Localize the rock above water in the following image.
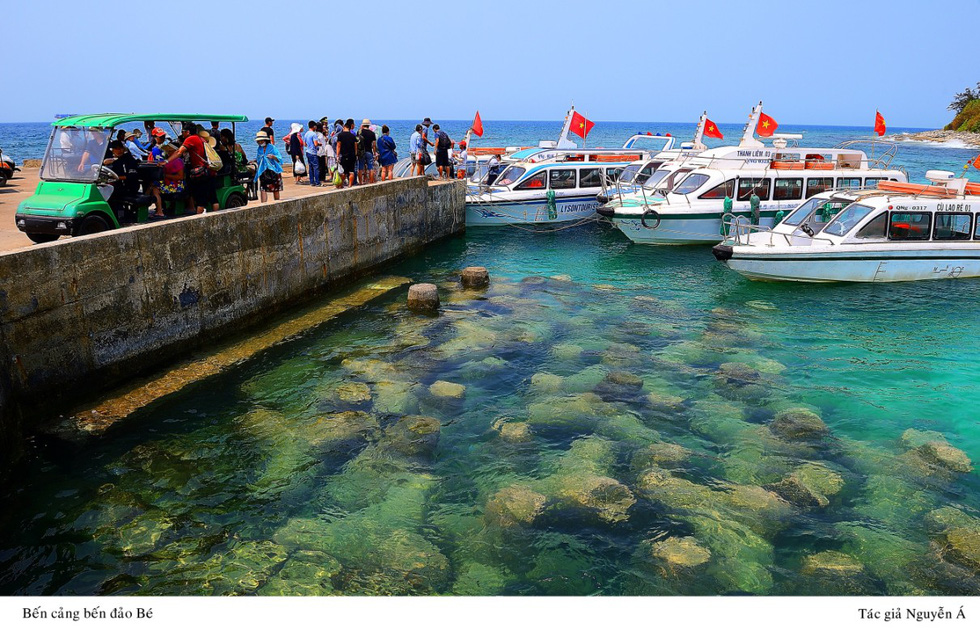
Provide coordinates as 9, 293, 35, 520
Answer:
461, 267, 490, 289
485, 485, 547, 528
407, 283, 440, 312
650, 536, 711, 568
429, 380, 466, 398
802, 551, 864, 575
770, 408, 829, 441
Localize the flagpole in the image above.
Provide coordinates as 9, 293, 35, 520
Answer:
584, 111, 588, 150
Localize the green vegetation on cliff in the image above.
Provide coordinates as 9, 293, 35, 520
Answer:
946, 82, 980, 132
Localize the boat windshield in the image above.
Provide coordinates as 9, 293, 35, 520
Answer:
822, 203, 875, 237
780, 197, 826, 226
495, 165, 526, 187
673, 173, 710, 195
642, 168, 674, 190
41, 127, 113, 183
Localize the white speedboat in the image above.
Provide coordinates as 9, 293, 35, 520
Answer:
598, 102, 909, 245
712, 171, 980, 282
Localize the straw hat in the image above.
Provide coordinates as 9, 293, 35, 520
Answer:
125, 131, 138, 140
161, 143, 178, 156
255, 131, 271, 143
197, 130, 216, 148
362, 118, 372, 127
290, 122, 304, 134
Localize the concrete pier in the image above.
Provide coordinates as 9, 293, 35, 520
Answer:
0, 177, 464, 472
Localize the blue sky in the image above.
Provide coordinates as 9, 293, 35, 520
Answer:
2, 0, 977, 126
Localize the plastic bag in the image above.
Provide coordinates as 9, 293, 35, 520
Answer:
293, 158, 306, 176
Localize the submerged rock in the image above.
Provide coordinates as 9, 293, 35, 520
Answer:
484, 485, 547, 528
802, 551, 864, 575
650, 536, 711, 569
259, 550, 342, 596
769, 408, 829, 441
335, 382, 372, 404
943, 528, 980, 571
555, 474, 636, 523
306, 411, 380, 450
631, 442, 691, 471
900, 428, 948, 450
918, 441, 973, 474
552, 343, 584, 360
492, 418, 533, 443
765, 463, 844, 508
382, 415, 441, 457
452, 562, 513, 595
429, 380, 466, 398
530, 372, 564, 393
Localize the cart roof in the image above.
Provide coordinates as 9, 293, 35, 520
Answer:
52, 113, 248, 128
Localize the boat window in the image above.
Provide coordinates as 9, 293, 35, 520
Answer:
806, 177, 834, 198
579, 168, 603, 188
699, 179, 735, 200
774, 178, 803, 201
933, 213, 972, 240
823, 203, 875, 236
41, 127, 113, 183
673, 173, 710, 195
605, 168, 623, 182
550, 169, 577, 189
837, 177, 862, 190
642, 168, 673, 190
888, 212, 931, 241
854, 212, 888, 239
780, 197, 824, 226
975, 214, 980, 240
864, 177, 888, 188
515, 171, 547, 190
737, 178, 771, 201
495, 166, 526, 187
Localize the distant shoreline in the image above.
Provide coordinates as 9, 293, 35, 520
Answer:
890, 129, 980, 148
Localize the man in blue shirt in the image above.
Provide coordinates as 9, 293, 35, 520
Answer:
410, 124, 424, 176
303, 120, 321, 186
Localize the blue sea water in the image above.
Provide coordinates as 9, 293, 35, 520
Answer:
2, 119, 978, 184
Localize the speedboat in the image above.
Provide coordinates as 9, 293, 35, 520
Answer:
712, 170, 980, 282
465, 108, 668, 226
598, 102, 909, 245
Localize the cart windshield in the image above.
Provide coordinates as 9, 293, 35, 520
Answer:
41, 127, 113, 182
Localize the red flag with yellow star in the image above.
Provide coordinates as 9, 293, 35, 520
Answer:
973, 153, 980, 170
704, 117, 723, 139
874, 110, 886, 136
756, 112, 778, 137
570, 111, 595, 139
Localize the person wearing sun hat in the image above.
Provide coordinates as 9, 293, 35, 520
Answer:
124, 130, 146, 160
254, 131, 283, 203
357, 118, 378, 184
287, 122, 306, 184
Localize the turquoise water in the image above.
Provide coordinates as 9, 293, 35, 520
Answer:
1, 224, 979, 596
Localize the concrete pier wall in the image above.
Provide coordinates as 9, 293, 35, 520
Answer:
0, 178, 464, 468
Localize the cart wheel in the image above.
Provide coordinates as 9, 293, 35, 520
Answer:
225, 192, 247, 209
0, 172, 7, 187
78, 215, 111, 235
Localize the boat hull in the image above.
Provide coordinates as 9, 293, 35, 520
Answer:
718, 248, 980, 282
610, 215, 777, 245
465, 196, 600, 226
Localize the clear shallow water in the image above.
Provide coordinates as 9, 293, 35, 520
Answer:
1, 225, 979, 596
2, 119, 978, 184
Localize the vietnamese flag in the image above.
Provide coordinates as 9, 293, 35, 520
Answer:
972, 153, 980, 170
874, 110, 886, 137
704, 117, 723, 139
570, 111, 595, 139
756, 112, 778, 137
471, 111, 484, 137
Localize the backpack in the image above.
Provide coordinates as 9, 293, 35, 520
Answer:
437, 131, 451, 150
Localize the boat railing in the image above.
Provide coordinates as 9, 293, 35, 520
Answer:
721, 213, 836, 247
834, 139, 899, 170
